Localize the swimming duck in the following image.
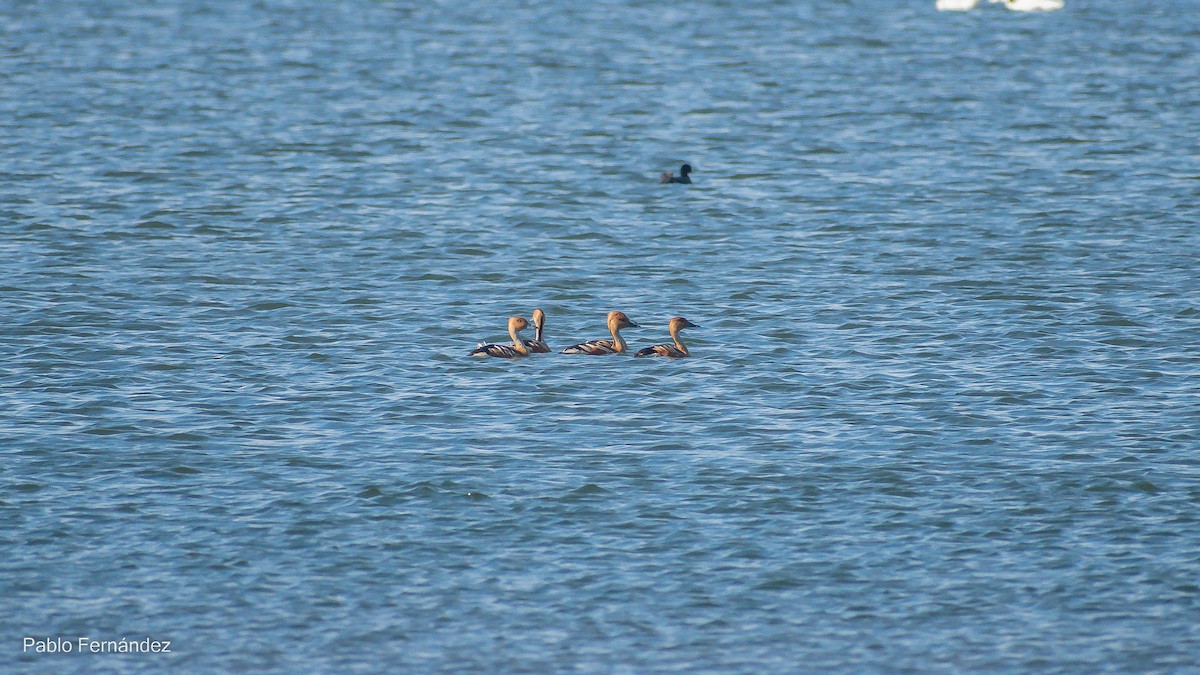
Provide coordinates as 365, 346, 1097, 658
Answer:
523, 308, 551, 353
561, 311, 640, 355
469, 316, 532, 358
659, 164, 693, 184
635, 317, 699, 358
1003, 0, 1063, 10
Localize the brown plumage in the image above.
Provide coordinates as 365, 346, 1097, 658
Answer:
635, 317, 699, 358
523, 308, 551, 354
561, 311, 640, 355
469, 317, 532, 358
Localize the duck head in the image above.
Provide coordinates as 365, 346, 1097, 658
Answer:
608, 311, 639, 331
669, 316, 700, 332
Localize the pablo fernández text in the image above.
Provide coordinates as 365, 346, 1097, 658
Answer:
23, 637, 172, 655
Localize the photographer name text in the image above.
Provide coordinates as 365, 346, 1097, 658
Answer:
23, 637, 171, 654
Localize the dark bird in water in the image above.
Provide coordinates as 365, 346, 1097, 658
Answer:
469, 316, 532, 358
635, 317, 700, 358
523, 308, 551, 353
561, 311, 640, 355
659, 164, 693, 184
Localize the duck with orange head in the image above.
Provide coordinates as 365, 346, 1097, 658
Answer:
469, 316, 532, 358
635, 317, 699, 358
561, 311, 640, 355
523, 309, 552, 354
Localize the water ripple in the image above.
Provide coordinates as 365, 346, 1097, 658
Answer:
3, 0, 1200, 671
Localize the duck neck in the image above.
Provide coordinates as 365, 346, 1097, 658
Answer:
510, 327, 530, 355
609, 322, 627, 353
534, 322, 544, 343
670, 326, 688, 355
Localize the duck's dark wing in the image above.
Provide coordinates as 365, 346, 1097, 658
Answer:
470, 342, 526, 358
634, 344, 687, 358
561, 339, 619, 355
523, 338, 552, 354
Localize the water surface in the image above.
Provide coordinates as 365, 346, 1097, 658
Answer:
3, 0, 1199, 671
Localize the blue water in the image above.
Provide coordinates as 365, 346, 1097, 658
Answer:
3, 0, 1200, 671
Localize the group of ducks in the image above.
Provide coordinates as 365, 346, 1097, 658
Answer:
937, 0, 1063, 11
470, 310, 700, 359
471, 166, 698, 361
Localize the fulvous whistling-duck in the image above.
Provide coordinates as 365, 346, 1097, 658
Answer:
561, 311, 640, 355
659, 164, 693, 184
635, 317, 699, 358
469, 316, 532, 358
523, 308, 551, 354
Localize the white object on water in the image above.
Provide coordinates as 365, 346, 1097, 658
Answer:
938, 0, 1059, 11
936, 0, 980, 10
1004, 0, 1064, 11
